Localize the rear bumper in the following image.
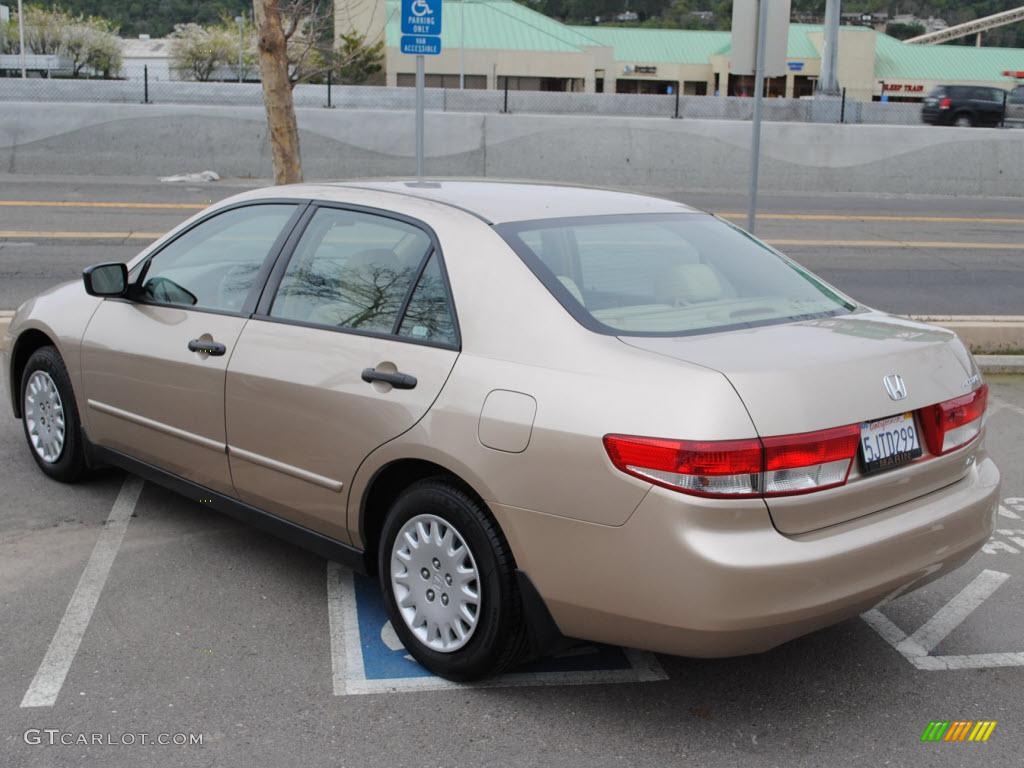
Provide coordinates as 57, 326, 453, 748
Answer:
492, 453, 999, 658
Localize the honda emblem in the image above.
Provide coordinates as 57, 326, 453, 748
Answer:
883, 374, 908, 401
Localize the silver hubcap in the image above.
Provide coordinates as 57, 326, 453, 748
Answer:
24, 370, 66, 464
390, 513, 481, 653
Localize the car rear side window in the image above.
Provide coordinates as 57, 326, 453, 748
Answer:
269, 207, 434, 336
398, 254, 457, 345
138, 204, 297, 313
497, 213, 855, 337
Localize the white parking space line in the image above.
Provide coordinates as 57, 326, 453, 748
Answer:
863, 569, 1022, 671
913, 652, 1024, 671
861, 608, 909, 647
896, 570, 1010, 657
20, 477, 144, 708
326, 560, 364, 697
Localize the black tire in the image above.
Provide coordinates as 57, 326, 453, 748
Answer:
954, 112, 974, 127
20, 346, 87, 483
378, 478, 529, 681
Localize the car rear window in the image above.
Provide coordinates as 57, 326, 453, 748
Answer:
496, 213, 855, 337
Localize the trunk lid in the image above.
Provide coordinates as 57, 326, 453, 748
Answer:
621, 311, 983, 534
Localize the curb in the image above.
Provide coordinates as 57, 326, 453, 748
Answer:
976, 355, 1024, 375
911, 315, 1024, 356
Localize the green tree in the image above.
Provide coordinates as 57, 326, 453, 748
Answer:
0, 19, 12, 54
885, 22, 926, 40
169, 22, 234, 81
332, 31, 384, 84
14, 5, 122, 77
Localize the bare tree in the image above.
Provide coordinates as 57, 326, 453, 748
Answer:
252, 0, 384, 184
253, 0, 303, 184
170, 23, 233, 82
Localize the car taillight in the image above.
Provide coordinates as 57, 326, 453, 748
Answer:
919, 383, 988, 456
939, 97, 952, 109
602, 435, 762, 498
603, 425, 860, 499
762, 425, 860, 496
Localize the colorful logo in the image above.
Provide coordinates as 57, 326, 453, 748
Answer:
921, 721, 997, 742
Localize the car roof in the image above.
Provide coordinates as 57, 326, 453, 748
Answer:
319, 180, 699, 224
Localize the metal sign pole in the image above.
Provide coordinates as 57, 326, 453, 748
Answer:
415, 54, 425, 180
746, 0, 769, 234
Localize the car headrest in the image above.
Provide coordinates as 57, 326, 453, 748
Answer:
343, 249, 401, 272
556, 275, 585, 305
655, 263, 722, 304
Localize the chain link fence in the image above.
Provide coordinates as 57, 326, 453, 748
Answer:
0, 75, 928, 125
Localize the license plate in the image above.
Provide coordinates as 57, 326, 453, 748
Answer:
859, 413, 922, 474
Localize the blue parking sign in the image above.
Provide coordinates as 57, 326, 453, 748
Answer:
402, 0, 442, 36
400, 35, 442, 56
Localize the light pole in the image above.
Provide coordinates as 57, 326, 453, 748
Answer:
235, 15, 244, 83
459, 0, 465, 89
819, 0, 840, 95
18, 0, 27, 79
745, 0, 768, 234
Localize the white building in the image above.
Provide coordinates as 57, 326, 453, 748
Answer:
121, 36, 173, 81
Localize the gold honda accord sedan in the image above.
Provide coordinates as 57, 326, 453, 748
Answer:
3, 181, 1000, 680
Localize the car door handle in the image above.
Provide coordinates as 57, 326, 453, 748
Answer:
361, 368, 417, 390
188, 339, 227, 356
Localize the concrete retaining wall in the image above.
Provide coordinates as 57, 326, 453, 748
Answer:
2, 102, 1023, 196
0, 81, 925, 123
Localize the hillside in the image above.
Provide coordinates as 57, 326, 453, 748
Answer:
34, 0, 252, 37
27, 0, 1024, 48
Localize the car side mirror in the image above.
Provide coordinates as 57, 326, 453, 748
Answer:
82, 263, 129, 298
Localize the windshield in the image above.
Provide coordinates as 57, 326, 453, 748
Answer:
496, 213, 855, 337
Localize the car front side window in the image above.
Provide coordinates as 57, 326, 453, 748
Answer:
269, 207, 433, 336
137, 204, 297, 313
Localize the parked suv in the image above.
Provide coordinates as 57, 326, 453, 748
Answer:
921, 85, 1007, 127
1005, 85, 1024, 127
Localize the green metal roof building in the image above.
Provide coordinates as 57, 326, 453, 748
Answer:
347, 0, 1024, 100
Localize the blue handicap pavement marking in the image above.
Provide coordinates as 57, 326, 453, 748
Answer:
327, 563, 668, 695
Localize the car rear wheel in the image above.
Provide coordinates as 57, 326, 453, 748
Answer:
378, 478, 528, 681
954, 113, 974, 127
20, 346, 87, 482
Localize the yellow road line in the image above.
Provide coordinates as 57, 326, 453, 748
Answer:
765, 238, 1024, 250
0, 200, 206, 210
0, 230, 162, 239
717, 212, 1024, 225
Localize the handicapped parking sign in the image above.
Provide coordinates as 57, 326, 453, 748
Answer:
327, 563, 667, 695
402, 0, 441, 36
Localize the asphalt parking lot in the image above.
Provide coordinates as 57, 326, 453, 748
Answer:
1, 374, 1022, 768
3, 174, 1024, 314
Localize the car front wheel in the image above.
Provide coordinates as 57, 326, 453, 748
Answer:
20, 345, 87, 482
378, 478, 529, 681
